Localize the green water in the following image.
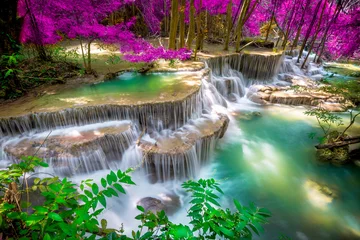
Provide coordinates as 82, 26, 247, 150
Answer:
209, 106, 360, 239
46, 72, 189, 104
14, 72, 193, 115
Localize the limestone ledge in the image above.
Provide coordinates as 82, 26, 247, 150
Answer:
4, 122, 135, 160
139, 113, 229, 158
0, 69, 210, 136
246, 75, 350, 112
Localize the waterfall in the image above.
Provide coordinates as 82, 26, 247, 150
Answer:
206, 52, 284, 81
0, 89, 203, 137
2, 121, 138, 176
140, 114, 229, 182
205, 52, 284, 99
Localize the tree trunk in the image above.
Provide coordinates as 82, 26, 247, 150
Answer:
168, 0, 179, 49
235, 0, 250, 52
282, 0, 298, 50
79, 38, 87, 70
179, 0, 186, 48
87, 41, 93, 72
316, 5, 341, 63
265, 15, 274, 43
224, 0, 233, 51
195, 0, 204, 52
297, 0, 322, 64
301, 0, 327, 69
24, 0, 49, 61
291, 0, 311, 54
315, 137, 360, 149
186, 0, 196, 49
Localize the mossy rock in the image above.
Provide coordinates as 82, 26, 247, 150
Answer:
316, 148, 333, 162
316, 146, 350, 164
331, 146, 350, 164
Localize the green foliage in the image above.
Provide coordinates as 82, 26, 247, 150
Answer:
168, 59, 178, 68
0, 157, 271, 240
305, 107, 343, 142
47, 45, 80, 63
319, 80, 360, 105
0, 156, 134, 239
302, 79, 360, 143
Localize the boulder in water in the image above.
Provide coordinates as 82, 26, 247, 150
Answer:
137, 197, 166, 213
137, 194, 181, 215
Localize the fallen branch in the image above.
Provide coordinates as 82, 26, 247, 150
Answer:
315, 136, 360, 149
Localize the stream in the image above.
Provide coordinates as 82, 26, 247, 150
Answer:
1, 52, 359, 239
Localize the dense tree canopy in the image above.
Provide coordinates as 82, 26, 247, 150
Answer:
5, 0, 359, 61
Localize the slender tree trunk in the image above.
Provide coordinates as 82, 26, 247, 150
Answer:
186, 0, 196, 48
168, 0, 179, 49
297, 0, 322, 63
195, 0, 204, 51
79, 38, 87, 70
316, 5, 341, 63
282, 0, 297, 50
265, 15, 274, 42
243, 0, 260, 23
87, 40, 93, 72
24, 0, 49, 61
179, 0, 186, 48
224, 0, 233, 51
301, 0, 327, 68
235, 0, 251, 52
291, 0, 311, 54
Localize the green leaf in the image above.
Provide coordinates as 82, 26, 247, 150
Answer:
233, 199, 243, 212
3, 202, 15, 210
101, 178, 107, 188
107, 187, 118, 197
249, 223, 260, 236
219, 226, 234, 237
113, 183, 125, 194
170, 224, 192, 238
137, 205, 145, 212
84, 190, 93, 198
34, 178, 41, 184
38, 162, 49, 167
258, 207, 271, 217
101, 219, 107, 230
98, 194, 106, 208
236, 221, 247, 232
207, 197, 221, 207
4, 69, 13, 78
92, 183, 99, 195
44, 233, 51, 240
33, 206, 48, 214
48, 212, 63, 222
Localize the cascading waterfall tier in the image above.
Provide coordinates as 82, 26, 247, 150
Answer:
0, 70, 209, 137
0, 90, 205, 137
206, 52, 284, 81
3, 121, 138, 176
138, 113, 229, 182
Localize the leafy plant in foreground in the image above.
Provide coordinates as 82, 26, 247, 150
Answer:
0, 157, 271, 239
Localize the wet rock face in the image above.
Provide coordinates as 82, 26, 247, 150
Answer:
139, 113, 230, 182
137, 194, 181, 215
246, 81, 348, 112
4, 121, 137, 176
137, 197, 166, 213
